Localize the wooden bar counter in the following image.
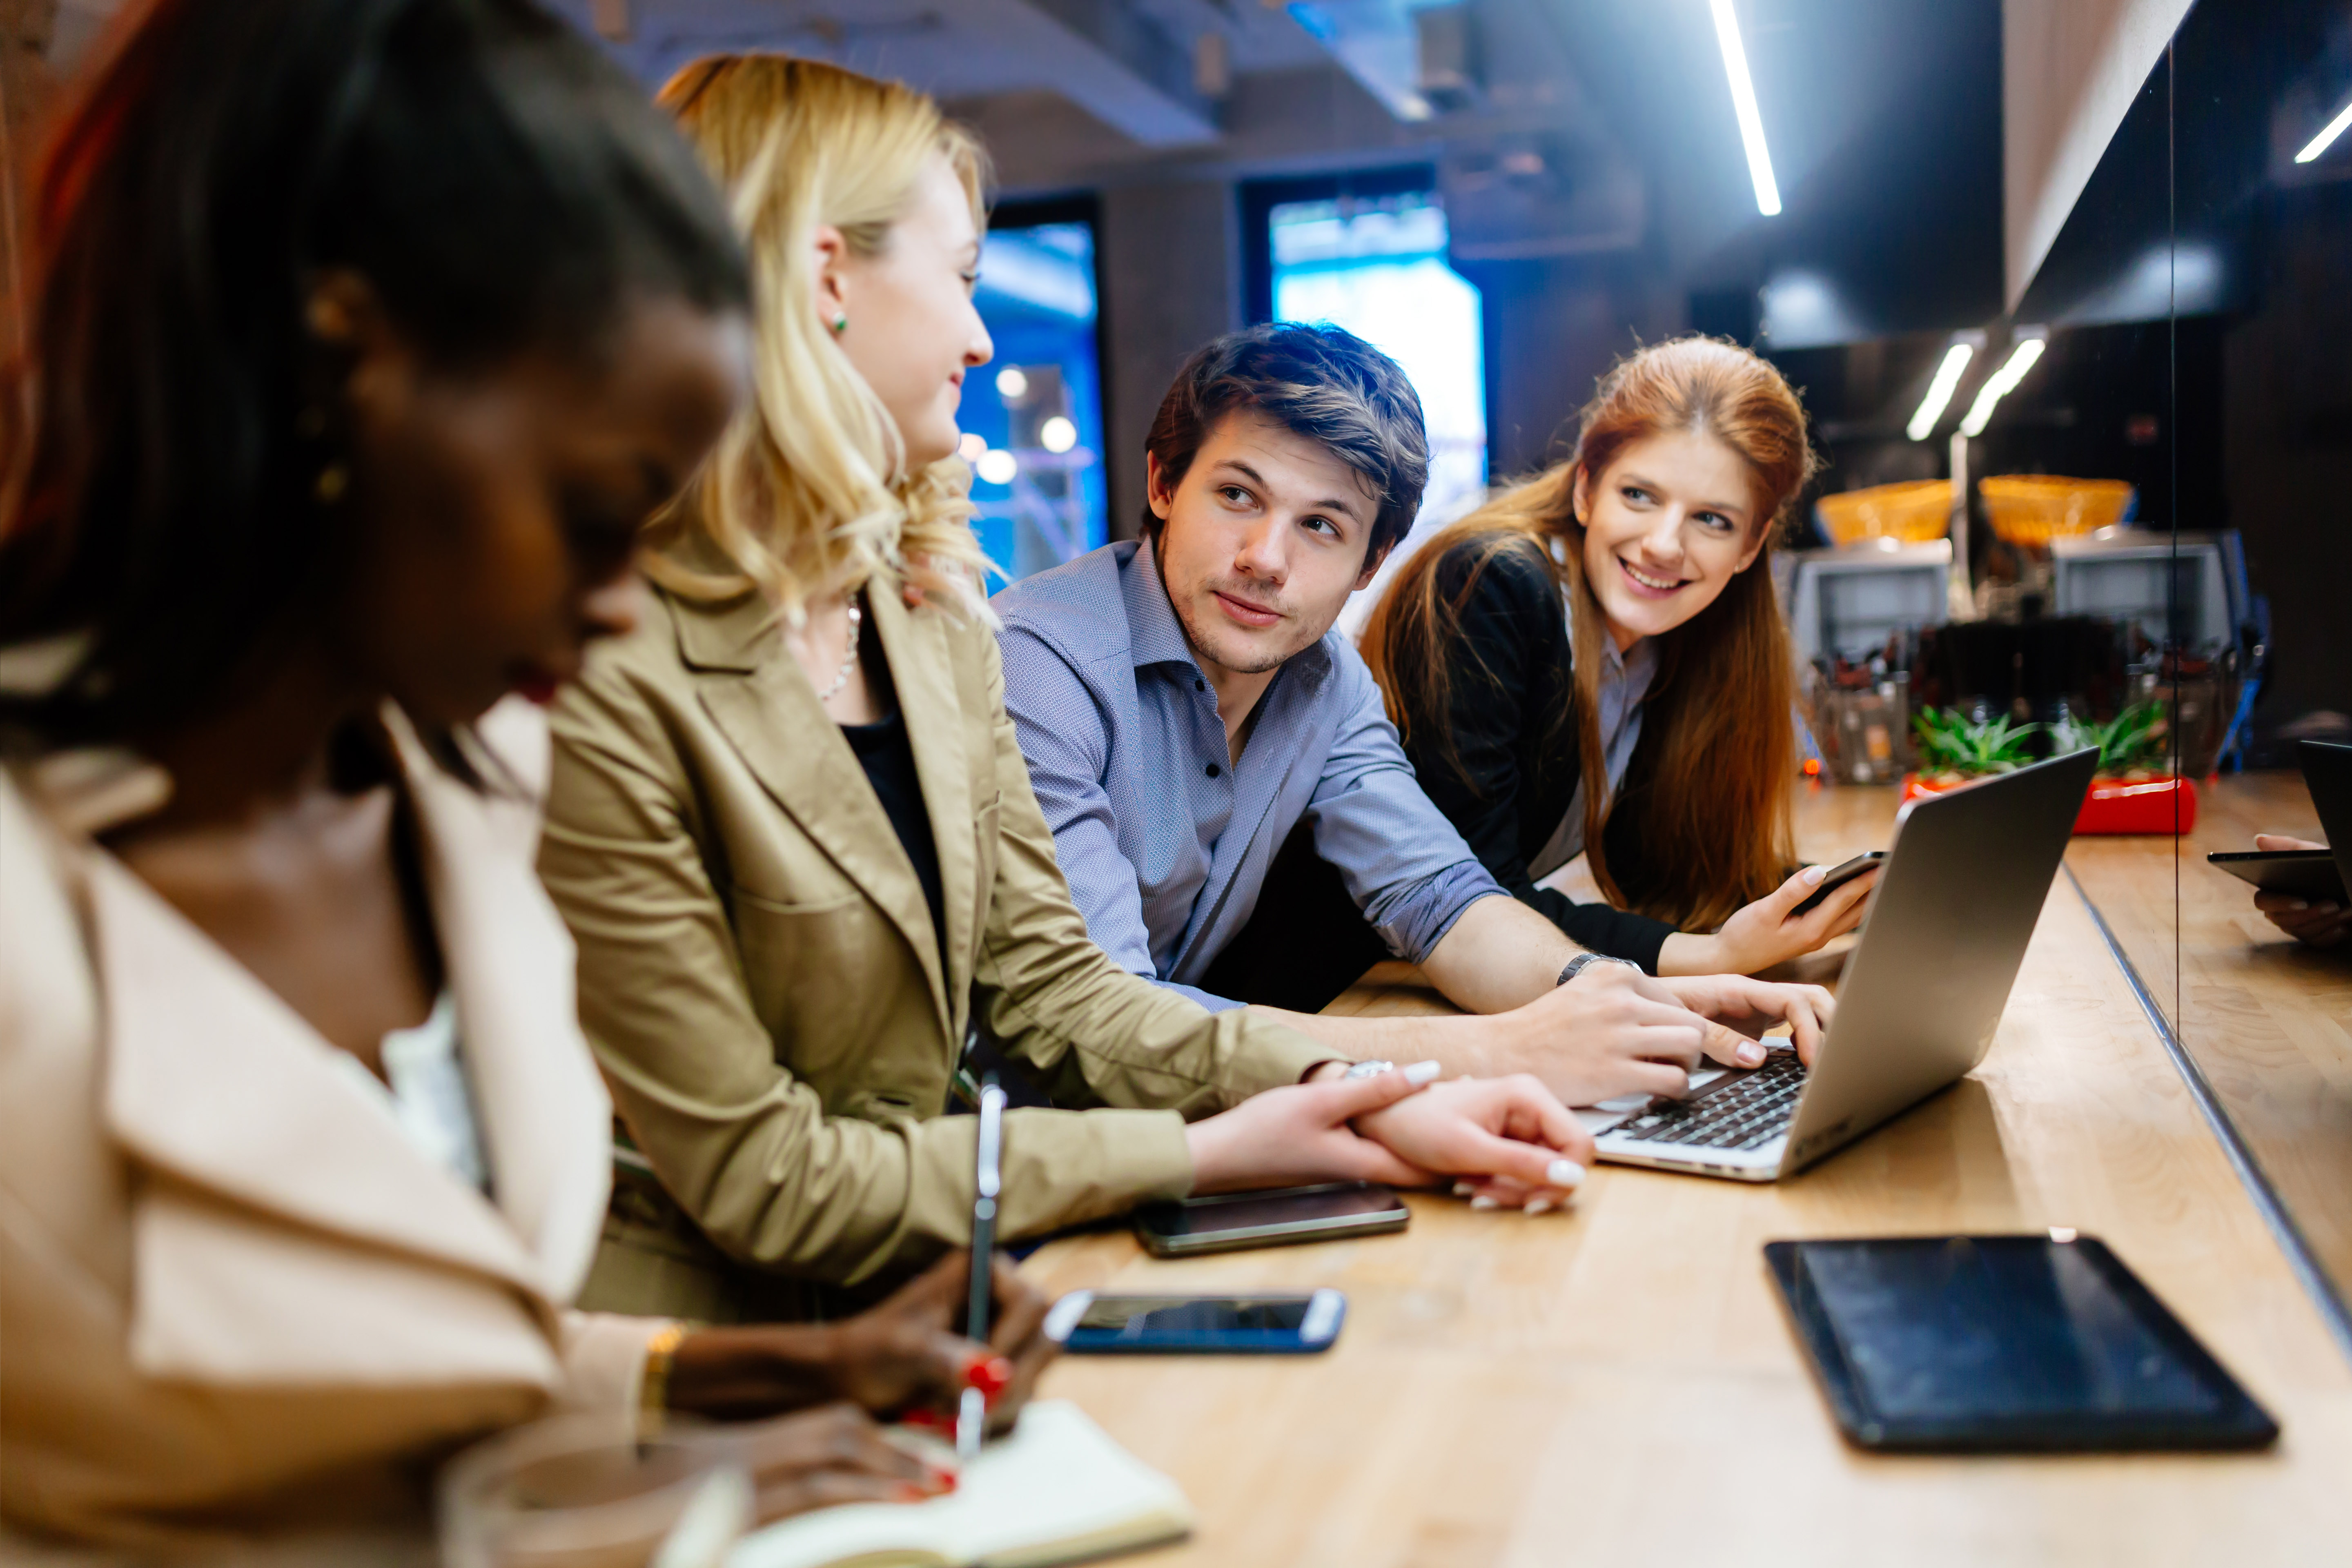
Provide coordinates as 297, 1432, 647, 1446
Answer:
2065, 773, 2352, 1316
1021, 784, 2352, 1566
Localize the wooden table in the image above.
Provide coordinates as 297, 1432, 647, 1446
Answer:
1022, 784, 2352, 1566
2064, 774, 2352, 1328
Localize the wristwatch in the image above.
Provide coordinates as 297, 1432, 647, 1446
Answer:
1341, 1059, 1398, 1080
1556, 952, 1644, 987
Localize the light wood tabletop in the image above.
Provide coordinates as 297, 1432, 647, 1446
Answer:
1021, 783, 2352, 1566
2064, 773, 2352, 1325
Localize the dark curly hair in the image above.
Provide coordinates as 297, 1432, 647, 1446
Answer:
0, 0, 750, 745
1139, 321, 1430, 562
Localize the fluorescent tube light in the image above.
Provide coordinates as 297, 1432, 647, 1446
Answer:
1958, 336, 2046, 438
2294, 96, 2352, 164
1708, 0, 1782, 217
1906, 343, 1975, 442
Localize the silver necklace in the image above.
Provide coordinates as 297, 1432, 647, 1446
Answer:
813, 596, 863, 704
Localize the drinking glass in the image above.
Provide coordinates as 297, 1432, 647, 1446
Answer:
439, 1415, 752, 1568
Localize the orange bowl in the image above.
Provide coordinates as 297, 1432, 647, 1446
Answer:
1978, 476, 2134, 548
1814, 479, 1954, 548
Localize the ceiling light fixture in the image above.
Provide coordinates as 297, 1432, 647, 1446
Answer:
1906, 343, 1975, 442
1958, 334, 2047, 439
2294, 96, 2352, 164
1708, 0, 1782, 216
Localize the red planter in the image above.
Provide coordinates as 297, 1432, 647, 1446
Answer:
1898, 771, 2199, 835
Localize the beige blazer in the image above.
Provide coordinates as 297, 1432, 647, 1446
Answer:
0, 706, 656, 1550
539, 565, 1325, 1317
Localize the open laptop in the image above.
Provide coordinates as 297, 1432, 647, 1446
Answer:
1577, 746, 2098, 1183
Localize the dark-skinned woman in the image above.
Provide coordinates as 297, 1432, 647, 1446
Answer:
0, 0, 1049, 1549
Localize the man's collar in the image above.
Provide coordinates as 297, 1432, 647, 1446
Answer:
1119, 536, 1335, 686
1120, 536, 1210, 671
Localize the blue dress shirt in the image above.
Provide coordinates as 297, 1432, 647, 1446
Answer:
993, 539, 1504, 1012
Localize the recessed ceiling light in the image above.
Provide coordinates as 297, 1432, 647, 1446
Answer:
1708, 0, 1782, 217
2294, 96, 2352, 164
1907, 343, 1975, 442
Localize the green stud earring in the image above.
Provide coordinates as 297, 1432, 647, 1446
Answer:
830, 313, 849, 335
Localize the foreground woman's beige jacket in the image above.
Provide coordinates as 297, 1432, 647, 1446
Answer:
0, 707, 656, 1549
539, 566, 1327, 1317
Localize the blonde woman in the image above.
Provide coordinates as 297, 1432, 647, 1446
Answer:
538, 56, 1592, 1322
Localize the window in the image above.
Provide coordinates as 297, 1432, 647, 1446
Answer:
965, 206, 1109, 584
1261, 184, 1488, 632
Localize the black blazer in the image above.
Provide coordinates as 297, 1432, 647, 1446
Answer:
1394, 535, 1679, 972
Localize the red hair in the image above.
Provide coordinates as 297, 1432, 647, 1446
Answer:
1361, 336, 1815, 931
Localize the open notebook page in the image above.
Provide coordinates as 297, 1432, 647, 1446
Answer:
724, 1401, 1192, 1568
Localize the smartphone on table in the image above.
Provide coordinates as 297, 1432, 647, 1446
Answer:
1044, 1290, 1347, 1355
1132, 1181, 1408, 1257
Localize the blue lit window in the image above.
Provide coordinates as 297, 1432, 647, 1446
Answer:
1269, 190, 1487, 629
963, 217, 1107, 583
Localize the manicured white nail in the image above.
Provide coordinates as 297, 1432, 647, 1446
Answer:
1470, 1195, 1500, 1210
1546, 1159, 1587, 1188
1804, 865, 1826, 885
1402, 1060, 1442, 1085
1523, 1196, 1555, 1216
1453, 1180, 1476, 1196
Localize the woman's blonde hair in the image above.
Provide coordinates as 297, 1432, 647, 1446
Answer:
646, 55, 992, 619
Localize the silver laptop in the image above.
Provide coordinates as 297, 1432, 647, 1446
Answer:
1579, 746, 2099, 1183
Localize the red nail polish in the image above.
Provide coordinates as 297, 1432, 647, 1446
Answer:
963, 1354, 1015, 1401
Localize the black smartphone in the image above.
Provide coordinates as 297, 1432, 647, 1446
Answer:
1132, 1181, 1408, 1257
1044, 1290, 1346, 1354
1767, 1234, 2278, 1452
1790, 850, 1886, 917
2205, 849, 2344, 902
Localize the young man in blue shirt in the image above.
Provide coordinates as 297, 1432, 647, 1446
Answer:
993, 324, 1831, 1107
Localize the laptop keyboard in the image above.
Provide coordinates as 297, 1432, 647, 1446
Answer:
1606, 1051, 1808, 1152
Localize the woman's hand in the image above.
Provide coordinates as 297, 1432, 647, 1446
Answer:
2251, 834, 2348, 948
1184, 1062, 1441, 1194
665, 1251, 1055, 1434
1650, 973, 1837, 1066
1350, 1074, 1593, 1212
692, 1403, 954, 1523
1657, 862, 1877, 977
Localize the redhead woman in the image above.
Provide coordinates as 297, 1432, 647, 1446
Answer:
0, 0, 1054, 1547
1361, 338, 1874, 980
537, 55, 1590, 1325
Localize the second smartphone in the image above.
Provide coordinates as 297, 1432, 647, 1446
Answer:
1133, 1181, 1409, 1257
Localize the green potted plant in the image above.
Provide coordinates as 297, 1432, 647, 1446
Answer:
1900, 702, 2197, 833
2050, 700, 2198, 833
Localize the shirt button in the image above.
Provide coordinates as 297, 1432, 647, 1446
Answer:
1194, 679, 1205, 691
1205, 763, 1222, 779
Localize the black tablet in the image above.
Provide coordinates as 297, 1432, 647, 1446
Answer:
1766, 1235, 2278, 1452
2206, 849, 2344, 902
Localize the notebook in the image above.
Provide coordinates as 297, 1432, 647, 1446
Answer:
723, 1401, 1193, 1568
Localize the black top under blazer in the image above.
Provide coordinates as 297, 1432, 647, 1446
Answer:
1394, 535, 1680, 973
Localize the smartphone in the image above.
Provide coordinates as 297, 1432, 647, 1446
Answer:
2205, 849, 2344, 902
1044, 1289, 1346, 1354
1790, 850, 1886, 917
1131, 1181, 1408, 1257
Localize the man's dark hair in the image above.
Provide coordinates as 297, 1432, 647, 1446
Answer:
0, 0, 751, 744
1140, 322, 1430, 562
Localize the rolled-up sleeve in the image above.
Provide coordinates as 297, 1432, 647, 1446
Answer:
1305, 648, 1507, 964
